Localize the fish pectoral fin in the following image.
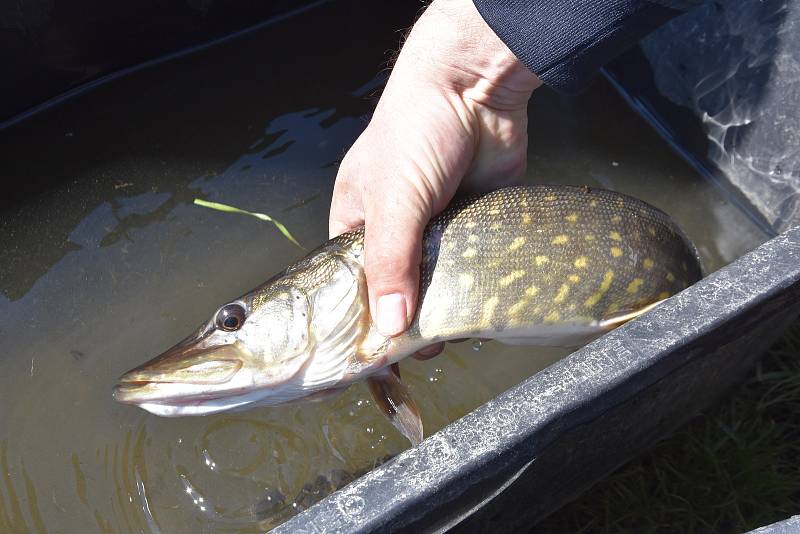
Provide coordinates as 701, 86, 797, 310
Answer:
367, 363, 423, 446
598, 299, 665, 329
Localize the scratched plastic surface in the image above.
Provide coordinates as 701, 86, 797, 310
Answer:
0, 3, 769, 533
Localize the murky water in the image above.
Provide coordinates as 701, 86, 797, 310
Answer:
0, 3, 770, 533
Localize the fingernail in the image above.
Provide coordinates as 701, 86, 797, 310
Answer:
376, 293, 408, 336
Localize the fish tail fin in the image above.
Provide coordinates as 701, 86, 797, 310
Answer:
598, 299, 666, 329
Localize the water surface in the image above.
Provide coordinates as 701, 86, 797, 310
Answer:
0, 2, 769, 532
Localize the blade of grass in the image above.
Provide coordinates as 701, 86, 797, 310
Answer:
193, 198, 304, 250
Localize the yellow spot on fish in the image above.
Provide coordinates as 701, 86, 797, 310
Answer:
468, 234, 479, 244
666, 272, 676, 282
610, 247, 623, 257
490, 222, 503, 231
488, 208, 501, 216
585, 270, 614, 308
525, 285, 540, 297
465, 221, 476, 229
565, 213, 578, 223
535, 256, 549, 266
462, 248, 477, 259
606, 302, 620, 315
508, 236, 526, 251
590, 200, 598, 207
568, 274, 581, 283
574, 256, 588, 269
612, 215, 622, 223
459, 273, 474, 289
520, 199, 528, 208
482, 296, 499, 324
554, 283, 570, 303
609, 231, 622, 241
551, 235, 569, 245
626, 278, 644, 294
499, 270, 526, 288
522, 213, 531, 225
658, 291, 671, 300
544, 195, 557, 202
585, 234, 596, 242
643, 258, 654, 270
544, 310, 560, 323
649, 226, 657, 237
507, 300, 529, 316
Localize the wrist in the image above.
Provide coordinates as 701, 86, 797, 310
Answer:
398, 0, 541, 109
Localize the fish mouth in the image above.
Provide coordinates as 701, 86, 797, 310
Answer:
112, 382, 239, 406
113, 342, 247, 406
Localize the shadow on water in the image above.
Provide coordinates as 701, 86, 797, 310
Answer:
0, 1, 414, 301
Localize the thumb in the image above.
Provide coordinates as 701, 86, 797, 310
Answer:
363, 180, 438, 337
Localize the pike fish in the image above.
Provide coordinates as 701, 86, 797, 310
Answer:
113, 185, 702, 445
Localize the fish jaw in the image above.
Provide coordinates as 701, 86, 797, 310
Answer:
113, 340, 312, 415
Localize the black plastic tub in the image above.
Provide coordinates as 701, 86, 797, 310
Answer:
277, 225, 800, 532
2, 1, 797, 532
0, 0, 326, 128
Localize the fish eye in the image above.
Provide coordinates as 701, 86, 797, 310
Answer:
216, 303, 246, 332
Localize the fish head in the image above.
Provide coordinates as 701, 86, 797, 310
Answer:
113, 282, 313, 415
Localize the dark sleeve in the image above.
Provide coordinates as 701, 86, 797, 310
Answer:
472, 0, 698, 94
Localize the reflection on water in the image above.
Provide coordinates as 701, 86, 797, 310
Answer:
0, 1, 769, 532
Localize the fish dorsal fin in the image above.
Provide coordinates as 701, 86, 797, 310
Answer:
367, 363, 423, 446
598, 299, 665, 329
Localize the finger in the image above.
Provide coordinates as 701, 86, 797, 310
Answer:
412, 342, 445, 360
329, 153, 366, 238
363, 179, 432, 337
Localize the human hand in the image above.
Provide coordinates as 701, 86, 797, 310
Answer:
329, 0, 541, 358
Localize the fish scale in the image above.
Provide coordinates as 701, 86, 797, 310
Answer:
400, 185, 701, 344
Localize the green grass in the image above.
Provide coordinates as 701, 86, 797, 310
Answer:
193, 198, 304, 249
538, 319, 800, 533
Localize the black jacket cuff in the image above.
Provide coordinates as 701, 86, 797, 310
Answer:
472, 0, 688, 94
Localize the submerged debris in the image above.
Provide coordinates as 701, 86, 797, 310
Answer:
253, 455, 394, 523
